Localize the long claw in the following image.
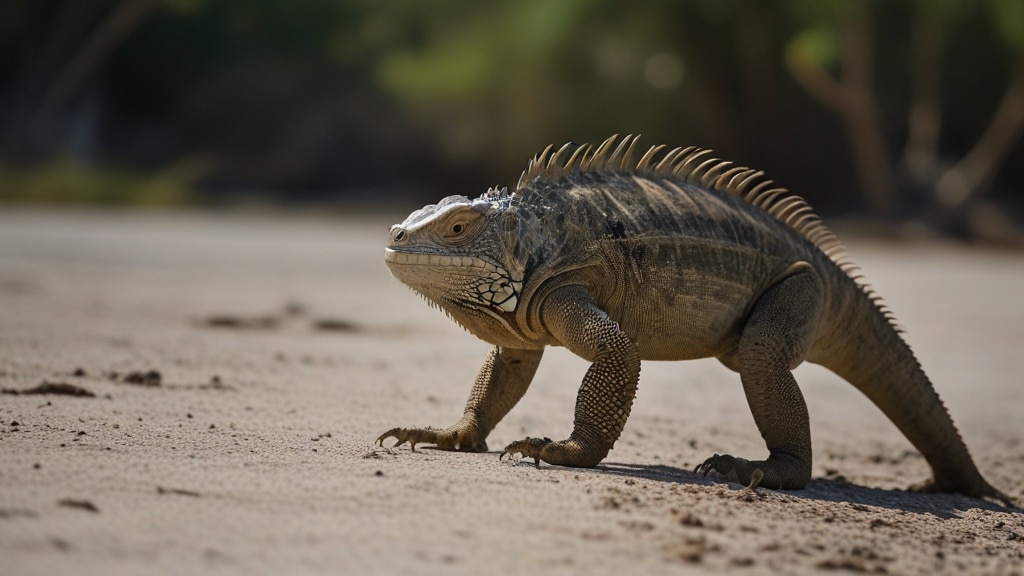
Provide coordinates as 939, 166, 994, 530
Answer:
746, 468, 765, 489
376, 428, 416, 450
694, 454, 720, 476
696, 453, 738, 479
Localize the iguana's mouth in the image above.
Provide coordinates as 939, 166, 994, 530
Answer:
384, 248, 489, 268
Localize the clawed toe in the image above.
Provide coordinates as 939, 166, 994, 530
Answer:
375, 426, 440, 451
694, 453, 764, 488
694, 453, 737, 477
376, 428, 403, 447
500, 436, 553, 467
376, 428, 400, 446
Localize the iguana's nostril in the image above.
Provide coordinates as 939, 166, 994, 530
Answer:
392, 228, 407, 242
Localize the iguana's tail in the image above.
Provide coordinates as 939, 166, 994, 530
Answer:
810, 272, 1013, 506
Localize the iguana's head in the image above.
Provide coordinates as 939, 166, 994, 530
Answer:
385, 187, 540, 339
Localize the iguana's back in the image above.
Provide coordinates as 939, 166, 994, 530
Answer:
514, 170, 827, 360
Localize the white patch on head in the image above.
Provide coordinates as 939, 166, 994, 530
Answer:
402, 199, 471, 234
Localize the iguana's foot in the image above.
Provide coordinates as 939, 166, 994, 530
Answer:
695, 452, 806, 490
498, 437, 552, 467
500, 436, 606, 468
376, 417, 487, 452
695, 454, 764, 488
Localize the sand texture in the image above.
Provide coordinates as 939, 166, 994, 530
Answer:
1, 209, 1023, 575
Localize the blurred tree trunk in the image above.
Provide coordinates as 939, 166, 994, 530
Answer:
735, 8, 792, 175
674, 37, 741, 157
935, 62, 1024, 210
788, 2, 1024, 240
5, 0, 160, 159
902, 6, 1024, 213
901, 9, 944, 189
41, 0, 161, 113
899, 3, 1024, 241
786, 5, 898, 217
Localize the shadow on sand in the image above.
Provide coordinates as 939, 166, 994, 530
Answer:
587, 461, 1020, 519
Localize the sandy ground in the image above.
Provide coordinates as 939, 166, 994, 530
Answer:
1, 208, 1023, 576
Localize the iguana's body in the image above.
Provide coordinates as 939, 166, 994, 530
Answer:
378, 135, 1011, 504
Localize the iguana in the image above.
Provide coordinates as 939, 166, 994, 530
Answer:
377, 135, 1012, 504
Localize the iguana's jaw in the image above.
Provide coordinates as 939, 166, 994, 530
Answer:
384, 248, 522, 313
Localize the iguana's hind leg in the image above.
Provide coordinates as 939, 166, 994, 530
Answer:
697, 265, 823, 489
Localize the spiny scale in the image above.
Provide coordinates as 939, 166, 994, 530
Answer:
515, 134, 902, 333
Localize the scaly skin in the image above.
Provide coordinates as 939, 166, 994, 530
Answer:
377, 135, 1014, 506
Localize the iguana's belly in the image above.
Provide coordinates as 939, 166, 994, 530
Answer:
623, 281, 755, 361
596, 239, 793, 361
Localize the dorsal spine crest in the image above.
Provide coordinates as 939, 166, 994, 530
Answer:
515, 134, 901, 333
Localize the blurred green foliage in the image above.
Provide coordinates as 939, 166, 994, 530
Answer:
787, 27, 840, 70
1, 0, 1023, 236
0, 157, 191, 205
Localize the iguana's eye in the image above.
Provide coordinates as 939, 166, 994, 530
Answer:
439, 209, 482, 244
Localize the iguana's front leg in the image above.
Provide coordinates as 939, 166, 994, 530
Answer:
378, 346, 542, 452
696, 266, 822, 489
501, 286, 640, 467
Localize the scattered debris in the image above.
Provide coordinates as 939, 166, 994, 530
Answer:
2, 381, 95, 397
122, 370, 162, 387
197, 375, 234, 391
58, 499, 99, 513
157, 486, 200, 497
200, 305, 360, 333
72, 368, 87, 377
201, 315, 279, 330
817, 557, 869, 572
161, 375, 235, 392
312, 318, 359, 332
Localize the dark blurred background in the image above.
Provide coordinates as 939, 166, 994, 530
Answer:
2, 0, 1023, 240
